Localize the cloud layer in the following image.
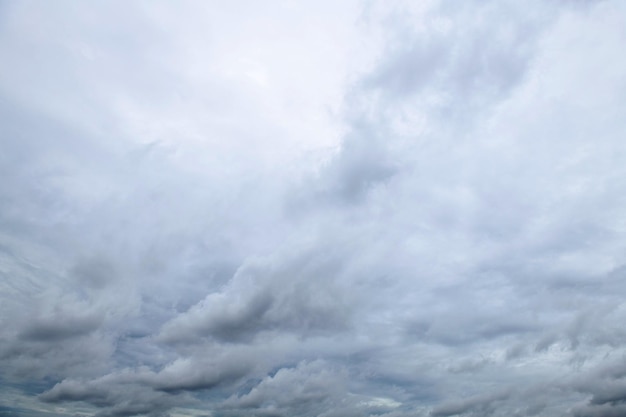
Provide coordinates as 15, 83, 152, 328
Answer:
2, 1, 626, 416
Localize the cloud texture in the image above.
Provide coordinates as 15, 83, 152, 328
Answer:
2, 0, 626, 416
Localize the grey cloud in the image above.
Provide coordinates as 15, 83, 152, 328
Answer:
70, 257, 119, 290
504, 343, 526, 361
40, 378, 117, 406
18, 313, 102, 342
405, 310, 538, 347
0, 336, 113, 382
321, 127, 398, 204
571, 403, 626, 417
40, 351, 254, 415
154, 354, 254, 393
220, 360, 406, 417
159, 249, 353, 344
446, 357, 493, 374
431, 390, 511, 417
2, 0, 626, 417
220, 361, 346, 413
361, 0, 549, 120
288, 124, 398, 211
566, 358, 626, 416
169, 291, 274, 344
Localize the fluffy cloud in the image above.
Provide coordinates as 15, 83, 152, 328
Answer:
2, 0, 626, 416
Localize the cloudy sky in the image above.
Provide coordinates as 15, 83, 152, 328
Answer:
1, 1, 626, 416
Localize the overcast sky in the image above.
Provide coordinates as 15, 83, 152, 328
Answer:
1, 1, 626, 416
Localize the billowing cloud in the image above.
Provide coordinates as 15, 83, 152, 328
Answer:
2, 0, 626, 416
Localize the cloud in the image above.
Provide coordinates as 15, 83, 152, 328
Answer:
158, 248, 354, 344
220, 360, 407, 417
220, 360, 347, 415
39, 351, 254, 416
430, 390, 511, 417
2, 0, 626, 416
566, 357, 626, 416
18, 313, 102, 342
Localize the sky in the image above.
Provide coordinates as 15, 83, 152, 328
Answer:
1, 0, 626, 416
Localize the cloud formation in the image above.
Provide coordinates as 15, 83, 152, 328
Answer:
2, 0, 626, 416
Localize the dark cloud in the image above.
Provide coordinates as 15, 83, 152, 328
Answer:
431, 390, 511, 417
566, 358, 626, 416
39, 353, 252, 415
18, 313, 102, 342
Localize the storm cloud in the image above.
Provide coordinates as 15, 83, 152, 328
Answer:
2, 0, 626, 416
